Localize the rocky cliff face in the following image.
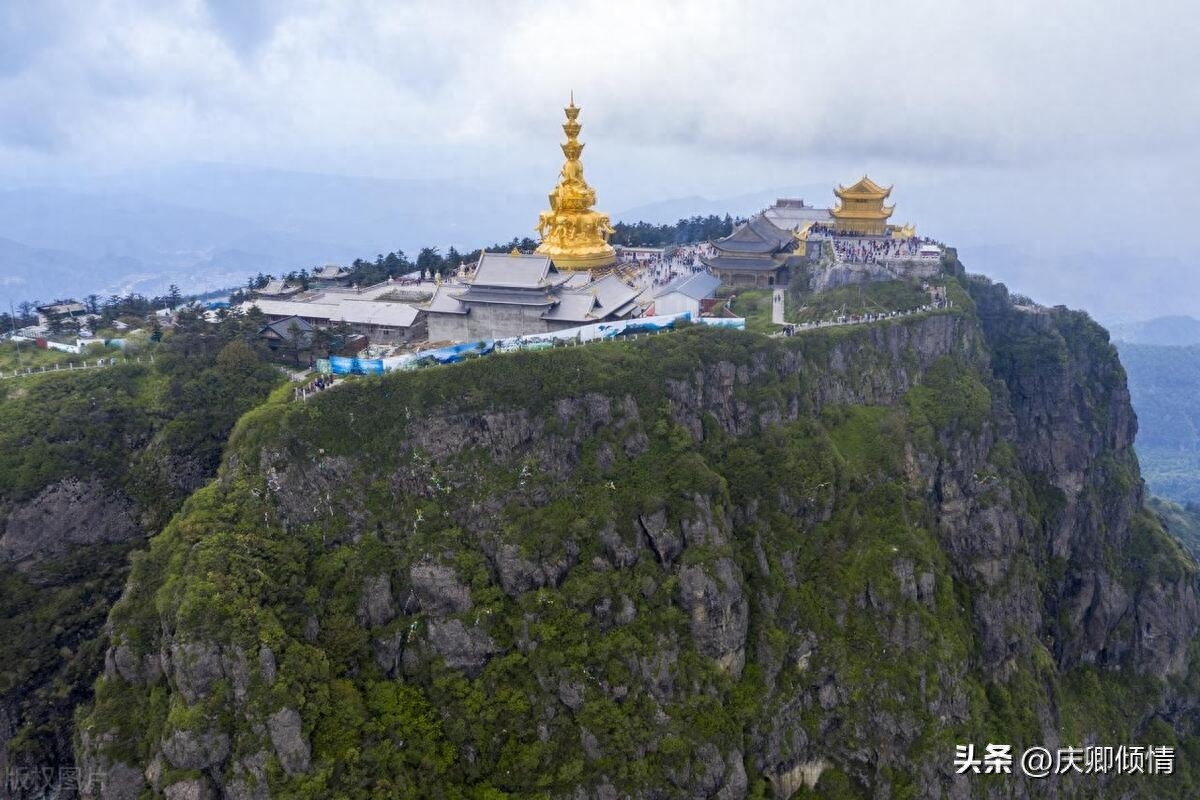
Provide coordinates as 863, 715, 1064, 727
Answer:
0, 339, 282, 799
76, 273, 1200, 799
0, 478, 142, 569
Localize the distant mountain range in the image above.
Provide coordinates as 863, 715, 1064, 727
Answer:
2, 164, 1196, 328
611, 184, 831, 225
1117, 328, 1200, 505
0, 164, 545, 303
0, 166, 837, 306
1110, 315, 1200, 346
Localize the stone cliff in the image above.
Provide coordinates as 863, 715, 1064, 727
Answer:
74, 270, 1200, 799
0, 335, 282, 799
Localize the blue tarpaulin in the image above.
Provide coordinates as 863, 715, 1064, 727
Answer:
413, 340, 495, 365
329, 356, 385, 375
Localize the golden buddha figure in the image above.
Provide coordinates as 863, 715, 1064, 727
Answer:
535, 94, 616, 271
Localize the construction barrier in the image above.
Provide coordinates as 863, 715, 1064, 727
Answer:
380, 313, 745, 373
329, 355, 385, 375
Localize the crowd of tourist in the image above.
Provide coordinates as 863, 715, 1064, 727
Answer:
782, 288, 952, 335
831, 236, 927, 264
294, 375, 336, 401
799, 223, 943, 265
623, 243, 715, 291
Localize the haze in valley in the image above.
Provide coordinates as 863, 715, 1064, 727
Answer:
1, 0, 1196, 323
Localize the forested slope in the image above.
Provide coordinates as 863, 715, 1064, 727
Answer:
0, 317, 283, 794
72, 271, 1200, 799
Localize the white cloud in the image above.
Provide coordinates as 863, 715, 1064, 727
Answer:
1, 0, 1195, 171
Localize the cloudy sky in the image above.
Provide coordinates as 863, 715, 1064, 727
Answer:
1, 0, 1197, 319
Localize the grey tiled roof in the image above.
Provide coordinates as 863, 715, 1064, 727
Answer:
701, 254, 786, 272
763, 205, 833, 228
473, 253, 564, 289
257, 279, 299, 296
426, 286, 467, 314
654, 272, 721, 300
712, 213, 795, 255
457, 287, 557, 306
542, 292, 598, 321
589, 274, 643, 311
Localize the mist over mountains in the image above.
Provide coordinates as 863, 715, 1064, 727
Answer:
0, 164, 544, 302
1, 163, 1196, 330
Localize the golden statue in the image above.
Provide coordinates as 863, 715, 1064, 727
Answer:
535, 94, 616, 271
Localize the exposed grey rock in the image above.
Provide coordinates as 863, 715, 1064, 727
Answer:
267, 707, 310, 777
693, 743, 726, 796
225, 750, 270, 800
410, 559, 472, 615
170, 641, 224, 704
99, 761, 145, 800
596, 442, 615, 472
144, 753, 163, 793
918, 570, 936, 605
374, 629, 406, 676
599, 524, 638, 569
493, 541, 577, 597
158, 452, 212, 496
637, 642, 678, 702
222, 646, 251, 704
357, 573, 396, 627
107, 643, 142, 684
679, 559, 749, 677
580, 727, 602, 761
615, 595, 637, 626
258, 645, 276, 684
623, 430, 649, 458
264, 454, 358, 534
637, 510, 682, 566
558, 680, 585, 712
0, 478, 140, 569
893, 558, 918, 602
426, 618, 498, 677
679, 493, 728, 549
160, 727, 229, 770
163, 777, 215, 800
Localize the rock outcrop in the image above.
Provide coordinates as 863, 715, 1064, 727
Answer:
75, 270, 1200, 799
0, 478, 140, 569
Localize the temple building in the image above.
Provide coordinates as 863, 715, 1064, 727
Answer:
701, 214, 802, 288
763, 198, 832, 231
424, 252, 642, 342
534, 95, 616, 271
830, 176, 895, 236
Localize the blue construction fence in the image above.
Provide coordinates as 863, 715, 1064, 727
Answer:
320, 313, 744, 376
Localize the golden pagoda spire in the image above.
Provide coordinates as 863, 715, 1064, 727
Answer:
534, 95, 616, 271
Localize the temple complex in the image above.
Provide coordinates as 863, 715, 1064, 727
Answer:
763, 198, 832, 231
700, 214, 802, 288
830, 176, 895, 236
534, 95, 617, 271
424, 252, 641, 342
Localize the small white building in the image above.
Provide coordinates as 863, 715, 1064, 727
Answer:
652, 272, 722, 318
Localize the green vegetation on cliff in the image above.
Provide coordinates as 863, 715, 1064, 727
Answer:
0, 313, 284, 789
786, 278, 933, 324
74, 276, 1200, 799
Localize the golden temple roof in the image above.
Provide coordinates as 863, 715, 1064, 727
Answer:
830, 204, 896, 219
834, 175, 892, 200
